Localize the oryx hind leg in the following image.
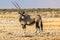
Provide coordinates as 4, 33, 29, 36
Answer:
35, 22, 40, 35
40, 21, 43, 31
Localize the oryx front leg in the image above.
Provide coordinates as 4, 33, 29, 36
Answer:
22, 24, 26, 36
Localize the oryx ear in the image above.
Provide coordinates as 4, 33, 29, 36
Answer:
22, 11, 25, 14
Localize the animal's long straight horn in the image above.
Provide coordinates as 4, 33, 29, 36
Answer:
11, 1, 23, 15
14, 1, 21, 9
11, 1, 18, 8
14, 1, 22, 12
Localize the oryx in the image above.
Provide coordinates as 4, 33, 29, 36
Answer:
12, 1, 43, 35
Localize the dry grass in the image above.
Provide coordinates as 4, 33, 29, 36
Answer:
0, 12, 60, 40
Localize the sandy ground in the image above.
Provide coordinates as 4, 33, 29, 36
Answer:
0, 13, 60, 40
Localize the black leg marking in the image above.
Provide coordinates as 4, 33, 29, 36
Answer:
22, 24, 26, 36
41, 21, 43, 31
36, 22, 40, 35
